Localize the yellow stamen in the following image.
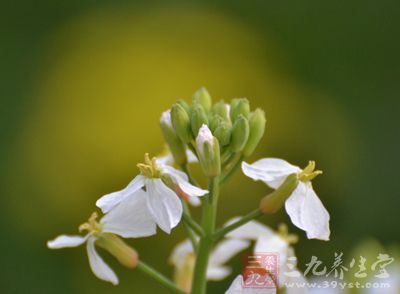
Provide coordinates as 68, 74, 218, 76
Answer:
298, 160, 323, 182
79, 212, 102, 235
137, 153, 162, 178
278, 223, 298, 245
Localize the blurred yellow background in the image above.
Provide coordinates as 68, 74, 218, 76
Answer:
1, 1, 399, 293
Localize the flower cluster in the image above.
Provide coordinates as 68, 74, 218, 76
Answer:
48, 88, 330, 294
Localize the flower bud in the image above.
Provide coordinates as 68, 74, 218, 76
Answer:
192, 87, 212, 112
190, 103, 209, 137
214, 121, 231, 146
243, 108, 267, 157
230, 98, 250, 122
96, 233, 138, 269
259, 173, 298, 214
230, 114, 249, 152
211, 100, 229, 122
171, 103, 192, 143
209, 114, 224, 133
176, 99, 190, 114
196, 124, 221, 177
160, 110, 187, 165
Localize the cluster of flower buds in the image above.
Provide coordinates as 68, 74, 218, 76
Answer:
160, 87, 266, 177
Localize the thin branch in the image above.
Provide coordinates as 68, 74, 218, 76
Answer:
213, 208, 263, 241
136, 261, 185, 294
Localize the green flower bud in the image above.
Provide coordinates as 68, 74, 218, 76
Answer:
214, 121, 231, 146
196, 124, 221, 177
209, 114, 224, 133
96, 233, 138, 269
259, 173, 298, 214
230, 114, 249, 152
160, 110, 187, 165
230, 98, 250, 122
190, 103, 209, 137
176, 99, 190, 114
192, 87, 212, 112
243, 108, 267, 157
211, 100, 229, 122
171, 103, 192, 143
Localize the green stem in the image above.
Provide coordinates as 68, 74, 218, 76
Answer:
183, 211, 205, 237
220, 155, 244, 186
182, 202, 199, 252
136, 261, 185, 294
190, 177, 219, 294
213, 208, 263, 241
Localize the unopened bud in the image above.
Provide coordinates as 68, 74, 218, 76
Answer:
160, 110, 187, 165
193, 87, 212, 112
243, 109, 266, 157
230, 115, 249, 152
211, 100, 229, 122
195, 124, 221, 177
190, 103, 209, 137
171, 103, 192, 143
209, 114, 224, 133
259, 174, 298, 214
214, 121, 231, 146
96, 233, 138, 268
230, 98, 250, 122
176, 99, 190, 114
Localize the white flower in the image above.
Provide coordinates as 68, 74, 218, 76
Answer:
96, 154, 208, 234
241, 158, 330, 241
48, 192, 156, 285
225, 218, 307, 293
169, 238, 250, 292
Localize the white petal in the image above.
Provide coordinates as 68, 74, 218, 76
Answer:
285, 271, 308, 294
187, 195, 201, 206
225, 275, 244, 293
155, 153, 174, 166
254, 234, 288, 265
285, 182, 330, 241
186, 149, 198, 163
225, 275, 275, 294
210, 239, 250, 267
206, 265, 232, 281
100, 189, 157, 238
225, 217, 275, 240
169, 239, 194, 269
163, 165, 208, 197
86, 236, 118, 285
242, 158, 301, 189
146, 178, 183, 234
96, 175, 145, 213
47, 235, 88, 249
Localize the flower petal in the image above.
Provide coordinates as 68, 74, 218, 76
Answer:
254, 234, 288, 263
169, 239, 194, 269
207, 265, 232, 281
225, 275, 275, 293
186, 149, 198, 163
86, 236, 118, 285
163, 166, 209, 196
96, 175, 145, 213
225, 218, 275, 240
210, 239, 250, 267
242, 158, 301, 189
146, 178, 183, 234
100, 189, 157, 238
285, 182, 330, 241
47, 235, 88, 249
187, 195, 202, 206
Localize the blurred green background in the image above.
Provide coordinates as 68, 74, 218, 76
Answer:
1, 1, 399, 293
